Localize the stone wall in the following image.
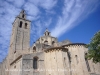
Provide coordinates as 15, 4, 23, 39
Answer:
63, 44, 100, 75
44, 47, 69, 75
9, 56, 22, 75
22, 52, 45, 75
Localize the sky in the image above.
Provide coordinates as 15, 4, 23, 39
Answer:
0, 0, 100, 62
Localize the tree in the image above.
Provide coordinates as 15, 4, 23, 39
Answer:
87, 31, 100, 63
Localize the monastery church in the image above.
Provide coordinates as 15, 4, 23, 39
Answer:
0, 10, 100, 75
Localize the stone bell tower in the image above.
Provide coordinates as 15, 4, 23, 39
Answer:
8, 10, 31, 61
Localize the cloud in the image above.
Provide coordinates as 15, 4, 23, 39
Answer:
28, 0, 57, 10
51, 0, 100, 37
0, 0, 21, 62
44, 18, 52, 27
6, 0, 25, 8
40, 0, 57, 10
24, 2, 40, 16
0, 0, 100, 62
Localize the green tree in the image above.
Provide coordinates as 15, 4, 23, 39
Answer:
87, 31, 100, 63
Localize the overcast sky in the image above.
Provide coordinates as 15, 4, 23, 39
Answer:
0, 0, 100, 62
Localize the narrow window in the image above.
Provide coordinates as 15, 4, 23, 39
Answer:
33, 46, 36, 52
19, 21, 22, 28
75, 55, 78, 64
52, 41, 55, 46
67, 51, 71, 62
64, 57, 66, 66
33, 57, 38, 69
22, 14, 24, 18
85, 53, 91, 72
48, 32, 49, 35
25, 23, 27, 29
14, 65, 16, 68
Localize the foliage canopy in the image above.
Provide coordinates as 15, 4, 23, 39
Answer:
87, 31, 100, 63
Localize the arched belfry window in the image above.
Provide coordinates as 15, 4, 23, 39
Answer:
22, 14, 24, 18
44, 40, 48, 45
48, 32, 49, 35
19, 21, 23, 28
85, 53, 91, 72
33, 57, 38, 69
33, 46, 36, 52
25, 23, 27, 29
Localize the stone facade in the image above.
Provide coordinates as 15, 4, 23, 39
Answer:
0, 10, 100, 75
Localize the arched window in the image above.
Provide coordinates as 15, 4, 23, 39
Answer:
48, 32, 49, 35
67, 51, 71, 62
19, 21, 22, 28
33, 57, 38, 69
44, 40, 48, 45
25, 23, 27, 29
22, 14, 24, 18
75, 55, 78, 64
52, 41, 55, 46
33, 46, 36, 52
85, 53, 91, 72
64, 57, 66, 67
